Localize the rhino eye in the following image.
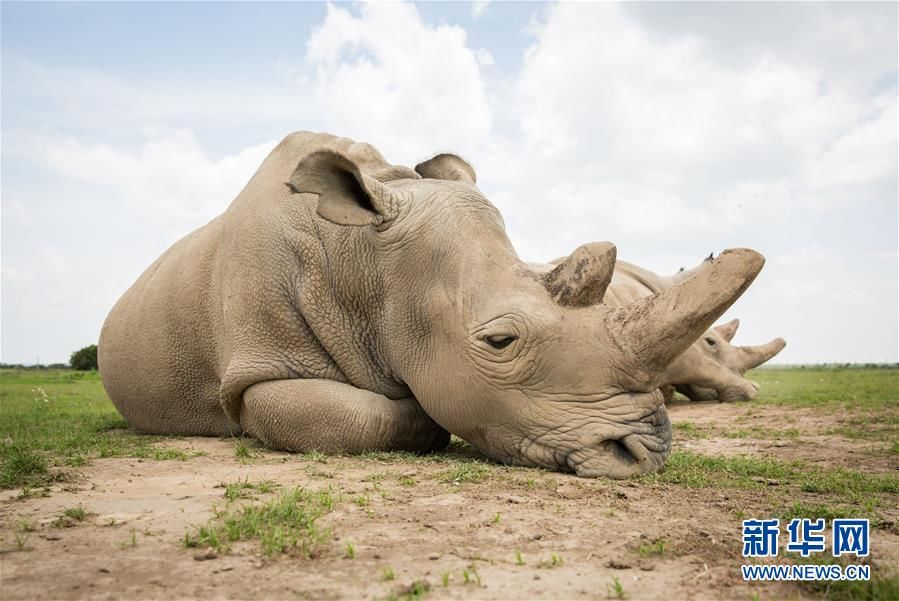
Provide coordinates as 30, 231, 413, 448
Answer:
486, 335, 517, 350
704, 337, 716, 346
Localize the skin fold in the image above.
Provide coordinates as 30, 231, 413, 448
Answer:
99, 131, 767, 479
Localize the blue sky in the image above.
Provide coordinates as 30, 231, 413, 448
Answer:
2, 1, 897, 364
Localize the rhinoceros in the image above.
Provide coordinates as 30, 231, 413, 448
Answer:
532, 257, 785, 402
99, 131, 765, 478
673, 318, 786, 402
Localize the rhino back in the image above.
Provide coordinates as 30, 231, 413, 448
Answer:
99, 217, 232, 435
100, 132, 412, 434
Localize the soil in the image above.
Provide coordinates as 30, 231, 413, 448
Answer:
1, 402, 896, 600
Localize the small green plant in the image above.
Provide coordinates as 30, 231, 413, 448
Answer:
64, 506, 86, 521
218, 478, 279, 501
515, 550, 525, 566
300, 450, 327, 463
53, 506, 88, 527
222, 479, 252, 501
461, 564, 481, 586
14, 532, 29, 550
354, 494, 371, 508
344, 541, 356, 559
638, 538, 667, 557
382, 566, 396, 581
539, 553, 564, 568
18, 521, 36, 532
607, 575, 626, 599
234, 439, 254, 459
441, 572, 450, 587
492, 512, 501, 524
399, 475, 416, 487
437, 463, 490, 485
120, 528, 137, 548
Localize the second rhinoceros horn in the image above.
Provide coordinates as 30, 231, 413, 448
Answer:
543, 242, 617, 307
610, 249, 765, 376
737, 337, 787, 371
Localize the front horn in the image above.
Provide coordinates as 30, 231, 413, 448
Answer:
611, 248, 765, 374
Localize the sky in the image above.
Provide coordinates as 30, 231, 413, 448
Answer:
1, 1, 897, 365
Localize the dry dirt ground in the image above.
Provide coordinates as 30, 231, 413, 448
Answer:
1, 401, 896, 601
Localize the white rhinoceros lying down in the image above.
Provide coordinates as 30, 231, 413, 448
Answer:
530, 258, 785, 402
99, 131, 766, 478
672, 317, 786, 402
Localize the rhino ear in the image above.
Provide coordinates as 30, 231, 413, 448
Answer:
714, 318, 740, 342
414, 153, 477, 184
543, 242, 616, 307
289, 150, 399, 226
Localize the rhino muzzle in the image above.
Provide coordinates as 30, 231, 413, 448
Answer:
565, 405, 672, 479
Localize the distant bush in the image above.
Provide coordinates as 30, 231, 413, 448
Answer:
69, 345, 98, 371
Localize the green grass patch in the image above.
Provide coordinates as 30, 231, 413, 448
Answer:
672, 421, 705, 438
826, 413, 899, 442
0, 369, 200, 489
216, 478, 279, 501
184, 486, 337, 556
748, 367, 899, 410
778, 501, 866, 524
437, 462, 491, 485
723, 426, 800, 440
357, 436, 483, 465
786, 554, 899, 601
639, 451, 898, 501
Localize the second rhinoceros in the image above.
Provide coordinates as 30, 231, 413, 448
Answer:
99, 131, 764, 478
672, 317, 786, 402
532, 256, 785, 402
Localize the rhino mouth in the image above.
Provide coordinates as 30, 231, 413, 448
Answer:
565, 406, 672, 479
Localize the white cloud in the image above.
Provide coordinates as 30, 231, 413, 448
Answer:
508, 1, 891, 226
471, 1, 489, 20
37, 130, 275, 236
305, 3, 493, 163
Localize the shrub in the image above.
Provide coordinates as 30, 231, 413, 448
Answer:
70, 345, 98, 371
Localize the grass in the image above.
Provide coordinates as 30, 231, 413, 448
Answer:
183, 486, 337, 557
0, 369, 201, 489
217, 478, 279, 501
538, 553, 564, 568
673, 421, 705, 438
437, 462, 490, 485
639, 451, 898, 497
747, 367, 898, 411
723, 427, 800, 440
786, 554, 899, 601
607, 575, 626, 599
637, 538, 667, 557
358, 436, 482, 465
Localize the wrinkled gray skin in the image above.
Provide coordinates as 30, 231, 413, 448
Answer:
100, 131, 765, 479
532, 258, 786, 402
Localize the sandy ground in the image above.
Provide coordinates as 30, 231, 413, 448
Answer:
1, 402, 896, 600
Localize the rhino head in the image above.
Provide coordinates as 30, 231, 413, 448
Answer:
294, 151, 764, 478
674, 319, 786, 402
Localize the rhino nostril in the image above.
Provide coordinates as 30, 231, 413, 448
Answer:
598, 437, 645, 466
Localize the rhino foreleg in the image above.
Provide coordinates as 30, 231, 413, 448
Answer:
240, 379, 450, 454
